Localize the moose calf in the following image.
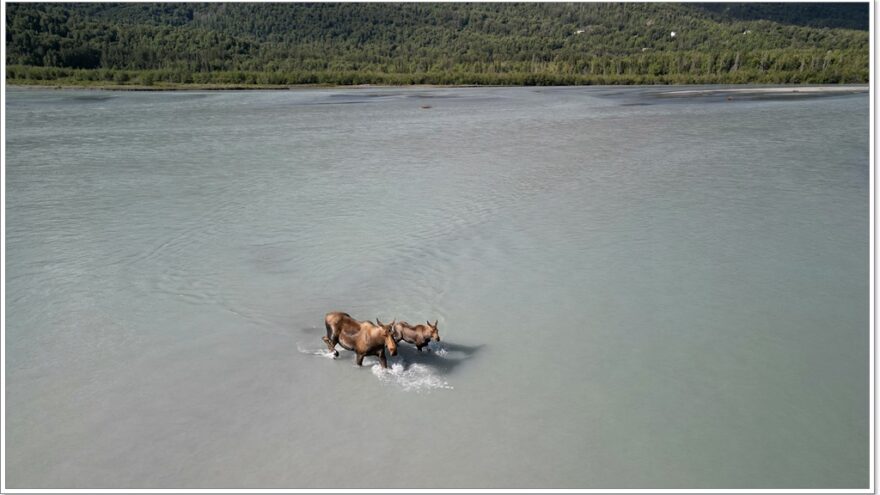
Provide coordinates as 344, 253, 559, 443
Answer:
392, 320, 440, 352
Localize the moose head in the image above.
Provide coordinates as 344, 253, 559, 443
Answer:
376, 318, 398, 356
426, 319, 440, 342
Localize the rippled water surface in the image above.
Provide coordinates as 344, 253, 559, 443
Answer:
5, 86, 869, 488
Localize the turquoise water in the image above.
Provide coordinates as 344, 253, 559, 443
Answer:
4, 86, 869, 488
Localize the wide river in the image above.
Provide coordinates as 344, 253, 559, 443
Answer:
5, 86, 869, 489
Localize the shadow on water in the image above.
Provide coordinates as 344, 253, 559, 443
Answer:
392, 341, 484, 376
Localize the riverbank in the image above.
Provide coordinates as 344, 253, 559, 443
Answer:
6, 81, 870, 93
6, 81, 322, 91
6, 63, 869, 90
5, 81, 484, 92
5, 75, 347, 91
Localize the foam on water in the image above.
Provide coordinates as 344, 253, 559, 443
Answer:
296, 342, 337, 359
371, 361, 453, 392
299, 341, 452, 391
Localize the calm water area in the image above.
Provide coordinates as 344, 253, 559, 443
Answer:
4, 86, 869, 488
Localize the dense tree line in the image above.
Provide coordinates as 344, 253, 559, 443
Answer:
5, 3, 869, 86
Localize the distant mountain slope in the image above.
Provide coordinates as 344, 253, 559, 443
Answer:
690, 3, 868, 30
4, 3, 869, 86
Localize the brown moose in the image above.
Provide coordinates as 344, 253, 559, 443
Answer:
323, 312, 398, 368
392, 320, 441, 352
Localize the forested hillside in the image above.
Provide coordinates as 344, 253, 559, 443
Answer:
5, 3, 869, 87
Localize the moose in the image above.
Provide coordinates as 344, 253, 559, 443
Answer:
323, 312, 398, 368
392, 320, 441, 352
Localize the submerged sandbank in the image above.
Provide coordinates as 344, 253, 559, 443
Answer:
658, 85, 868, 98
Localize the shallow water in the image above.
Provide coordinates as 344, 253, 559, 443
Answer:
5, 86, 869, 488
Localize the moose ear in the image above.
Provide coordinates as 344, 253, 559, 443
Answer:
427, 320, 431, 326
391, 318, 396, 326
433, 319, 439, 328
376, 318, 383, 326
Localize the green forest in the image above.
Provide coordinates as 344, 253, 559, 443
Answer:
5, 3, 870, 88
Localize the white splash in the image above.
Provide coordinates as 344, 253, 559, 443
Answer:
371, 362, 453, 392
428, 341, 448, 357
296, 342, 337, 359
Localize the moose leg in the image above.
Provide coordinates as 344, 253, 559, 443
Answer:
322, 336, 340, 357
356, 353, 365, 366
323, 323, 340, 357
416, 345, 423, 352
378, 349, 388, 369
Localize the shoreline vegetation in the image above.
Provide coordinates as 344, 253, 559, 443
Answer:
5, 4, 868, 89
4, 65, 870, 92
6, 80, 869, 96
